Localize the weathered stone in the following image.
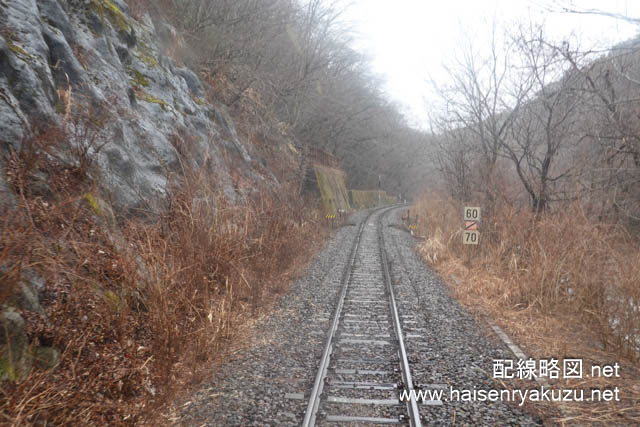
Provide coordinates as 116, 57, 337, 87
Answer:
27, 170, 54, 199
37, 0, 77, 46
24, 270, 45, 292
0, 160, 17, 212
140, 13, 155, 33
122, 27, 136, 48
85, 11, 105, 35
156, 20, 177, 47
115, 43, 131, 65
0, 36, 29, 150
83, 192, 117, 230
175, 66, 204, 97
12, 282, 42, 314
109, 0, 130, 15
0, 307, 31, 381
1, 0, 58, 137
41, 24, 105, 104
33, 346, 60, 370
4, 269, 44, 314
213, 105, 251, 163
1, 0, 263, 216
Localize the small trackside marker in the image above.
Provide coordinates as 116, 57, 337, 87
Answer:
417, 383, 448, 389
325, 415, 401, 424
327, 396, 400, 405
333, 368, 389, 375
339, 338, 391, 345
327, 381, 397, 390
284, 393, 305, 400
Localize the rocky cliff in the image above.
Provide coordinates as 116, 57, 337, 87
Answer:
0, 0, 298, 386
0, 0, 282, 214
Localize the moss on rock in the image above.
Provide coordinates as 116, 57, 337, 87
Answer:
3, 35, 32, 59
138, 91, 169, 109
83, 192, 102, 215
134, 41, 159, 67
0, 356, 17, 381
91, 0, 131, 33
104, 290, 120, 310
192, 95, 207, 106
137, 52, 158, 67
128, 68, 150, 87
0, 308, 31, 382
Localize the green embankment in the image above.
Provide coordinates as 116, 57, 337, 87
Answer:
313, 165, 350, 214
313, 165, 397, 214
349, 190, 396, 209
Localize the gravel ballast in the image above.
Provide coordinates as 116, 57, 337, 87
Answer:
176, 208, 543, 425
383, 208, 541, 425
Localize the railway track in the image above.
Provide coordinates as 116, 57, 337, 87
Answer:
302, 206, 426, 426
178, 207, 542, 425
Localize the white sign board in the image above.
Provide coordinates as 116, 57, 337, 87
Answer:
463, 206, 480, 245
463, 207, 481, 221
463, 230, 479, 245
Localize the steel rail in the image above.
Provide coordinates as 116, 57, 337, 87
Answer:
302, 205, 420, 426
301, 208, 379, 427
378, 208, 422, 427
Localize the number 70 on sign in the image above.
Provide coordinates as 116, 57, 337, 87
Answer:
463, 206, 480, 245
464, 230, 479, 244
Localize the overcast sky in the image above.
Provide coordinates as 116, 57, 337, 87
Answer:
339, 0, 640, 128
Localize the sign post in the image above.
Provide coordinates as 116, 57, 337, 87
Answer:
463, 206, 481, 272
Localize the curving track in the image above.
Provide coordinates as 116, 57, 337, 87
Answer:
177, 207, 542, 426
302, 206, 422, 426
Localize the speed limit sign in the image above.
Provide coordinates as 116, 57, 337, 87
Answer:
463, 207, 480, 245
463, 207, 481, 221
463, 230, 479, 245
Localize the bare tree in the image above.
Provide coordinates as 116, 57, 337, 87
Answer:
534, 1, 640, 24
555, 40, 640, 222
498, 26, 588, 213
164, 0, 437, 195
433, 124, 474, 201
433, 23, 531, 205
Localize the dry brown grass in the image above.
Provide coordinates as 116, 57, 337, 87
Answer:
414, 191, 640, 424
1, 119, 324, 424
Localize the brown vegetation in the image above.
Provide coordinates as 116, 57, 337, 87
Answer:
0, 120, 323, 424
415, 191, 640, 423
412, 16, 640, 424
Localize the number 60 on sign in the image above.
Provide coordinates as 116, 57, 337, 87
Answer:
463, 207, 481, 221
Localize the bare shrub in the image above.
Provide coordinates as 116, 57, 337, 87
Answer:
65, 103, 111, 177
416, 191, 640, 360
1, 128, 322, 424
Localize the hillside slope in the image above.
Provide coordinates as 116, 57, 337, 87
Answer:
0, 0, 289, 212
0, 1, 322, 423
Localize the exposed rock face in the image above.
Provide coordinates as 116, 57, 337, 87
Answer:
9, 271, 45, 314
0, 307, 30, 381
0, 0, 285, 382
0, 0, 266, 213
0, 302, 59, 381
